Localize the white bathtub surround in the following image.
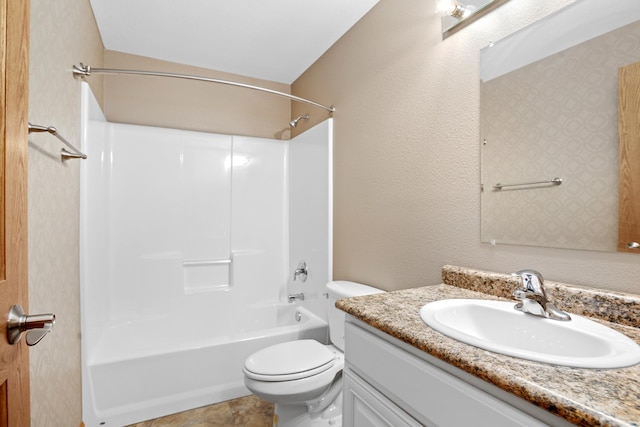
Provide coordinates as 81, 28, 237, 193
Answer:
288, 119, 333, 317
79, 83, 333, 426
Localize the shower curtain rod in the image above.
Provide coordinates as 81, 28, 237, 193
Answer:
72, 64, 336, 113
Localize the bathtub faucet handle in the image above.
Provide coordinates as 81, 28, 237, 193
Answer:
294, 261, 308, 282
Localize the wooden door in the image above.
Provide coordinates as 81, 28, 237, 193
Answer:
0, 0, 31, 424
618, 61, 640, 253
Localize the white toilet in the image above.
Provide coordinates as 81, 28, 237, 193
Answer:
243, 281, 384, 427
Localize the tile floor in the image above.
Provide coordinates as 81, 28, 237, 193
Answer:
126, 395, 274, 427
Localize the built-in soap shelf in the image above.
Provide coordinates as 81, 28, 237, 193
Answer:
182, 258, 232, 266
182, 255, 233, 294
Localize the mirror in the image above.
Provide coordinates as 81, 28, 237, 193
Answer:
480, 0, 640, 252
441, 0, 511, 38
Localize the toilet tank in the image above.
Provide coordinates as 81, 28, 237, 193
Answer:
326, 281, 384, 351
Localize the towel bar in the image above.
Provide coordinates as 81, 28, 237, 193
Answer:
28, 122, 87, 161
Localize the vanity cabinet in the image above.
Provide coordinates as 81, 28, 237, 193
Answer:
344, 371, 422, 426
343, 319, 573, 427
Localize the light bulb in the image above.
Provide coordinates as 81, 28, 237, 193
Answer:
438, 0, 474, 20
437, 0, 457, 15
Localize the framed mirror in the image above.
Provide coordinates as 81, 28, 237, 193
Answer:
480, 0, 640, 252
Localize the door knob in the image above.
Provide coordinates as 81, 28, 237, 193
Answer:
627, 242, 640, 249
7, 304, 55, 346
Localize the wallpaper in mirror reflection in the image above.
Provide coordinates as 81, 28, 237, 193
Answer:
480, 0, 640, 252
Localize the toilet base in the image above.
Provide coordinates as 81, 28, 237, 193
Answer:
273, 401, 342, 427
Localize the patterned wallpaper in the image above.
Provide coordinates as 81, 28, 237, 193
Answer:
481, 21, 640, 251
28, 0, 103, 425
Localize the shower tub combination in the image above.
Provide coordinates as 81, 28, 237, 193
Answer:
80, 83, 333, 426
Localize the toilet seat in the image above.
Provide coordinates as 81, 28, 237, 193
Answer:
243, 339, 336, 382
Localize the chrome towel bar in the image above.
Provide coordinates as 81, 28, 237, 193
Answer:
28, 122, 87, 161
493, 177, 562, 190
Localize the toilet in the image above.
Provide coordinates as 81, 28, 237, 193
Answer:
243, 281, 384, 427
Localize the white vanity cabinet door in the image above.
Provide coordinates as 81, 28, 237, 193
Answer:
344, 321, 564, 427
344, 370, 422, 427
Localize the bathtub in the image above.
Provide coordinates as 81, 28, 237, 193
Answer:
83, 303, 328, 427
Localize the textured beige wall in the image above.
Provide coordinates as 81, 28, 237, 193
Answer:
29, 0, 104, 425
104, 51, 292, 140
293, 0, 640, 294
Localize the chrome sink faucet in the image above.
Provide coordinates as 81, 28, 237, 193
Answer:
511, 269, 571, 321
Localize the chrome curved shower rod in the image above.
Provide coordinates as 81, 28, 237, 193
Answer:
72, 64, 336, 113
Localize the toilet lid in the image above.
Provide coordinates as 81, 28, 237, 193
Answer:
244, 339, 336, 382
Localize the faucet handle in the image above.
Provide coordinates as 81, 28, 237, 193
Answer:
512, 269, 545, 295
511, 270, 571, 321
294, 260, 308, 282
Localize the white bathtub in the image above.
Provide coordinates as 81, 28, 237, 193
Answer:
83, 303, 328, 427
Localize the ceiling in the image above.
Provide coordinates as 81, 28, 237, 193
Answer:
89, 0, 380, 84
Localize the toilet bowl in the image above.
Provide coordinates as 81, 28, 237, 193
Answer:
243, 281, 384, 427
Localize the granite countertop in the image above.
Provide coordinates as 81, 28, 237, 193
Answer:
336, 265, 640, 427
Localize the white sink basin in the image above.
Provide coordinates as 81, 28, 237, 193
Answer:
420, 299, 640, 369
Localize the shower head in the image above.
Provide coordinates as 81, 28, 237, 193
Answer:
289, 114, 310, 128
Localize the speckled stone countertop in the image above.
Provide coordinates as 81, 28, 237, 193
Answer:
336, 265, 640, 427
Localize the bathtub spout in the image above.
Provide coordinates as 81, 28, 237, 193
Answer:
288, 293, 305, 303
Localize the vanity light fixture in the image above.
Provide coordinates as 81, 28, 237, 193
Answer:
438, 0, 475, 20
440, 0, 511, 39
